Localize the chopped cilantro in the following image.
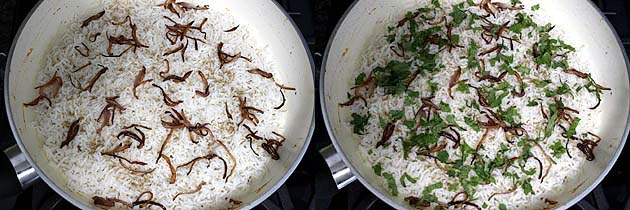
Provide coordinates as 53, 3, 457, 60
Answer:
467, 41, 480, 69
446, 114, 456, 124
522, 179, 534, 195
531, 4, 540, 11
379, 116, 387, 128
465, 116, 481, 132
499, 203, 508, 210
532, 79, 551, 88
431, 0, 441, 8
439, 102, 452, 112
456, 82, 471, 93
515, 65, 531, 74
400, 173, 417, 187
373, 163, 383, 176
373, 61, 412, 95
437, 150, 450, 163
450, 3, 468, 25
511, 0, 522, 6
382, 172, 399, 196
500, 107, 520, 125
390, 110, 405, 121
549, 140, 567, 158
510, 13, 537, 33
408, 90, 420, 98
566, 117, 581, 137
351, 113, 370, 134
404, 120, 416, 129
487, 89, 509, 108
355, 72, 367, 85
448, 182, 459, 191
545, 83, 572, 97
428, 80, 439, 94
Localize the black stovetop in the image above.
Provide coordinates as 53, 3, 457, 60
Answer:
1, 0, 629, 210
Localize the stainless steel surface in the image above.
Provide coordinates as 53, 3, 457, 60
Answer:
319, 0, 630, 209
3, 144, 38, 189
319, 144, 356, 189
3, 0, 316, 209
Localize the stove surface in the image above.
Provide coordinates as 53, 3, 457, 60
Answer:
1, 0, 629, 210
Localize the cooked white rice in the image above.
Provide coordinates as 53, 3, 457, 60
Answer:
32, 0, 288, 209
346, 1, 605, 209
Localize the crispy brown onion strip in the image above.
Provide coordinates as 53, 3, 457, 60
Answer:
376, 123, 395, 148
224, 25, 240, 32
274, 89, 287, 110
216, 139, 237, 181
82, 65, 108, 92
152, 84, 183, 107
74, 42, 90, 57
478, 44, 501, 56
177, 153, 228, 178
247, 68, 273, 78
162, 71, 193, 83
156, 129, 174, 163
195, 71, 210, 97
92, 196, 132, 208
97, 96, 126, 133
161, 154, 177, 184
133, 66, 153, 99
60, 118, 81, 148
217, 42, 251, 68
25, 71, 63, 107
118, 159, 155, 175
81, 11, 105, 28
173, 181, 206, 200
73, 61, 91, 73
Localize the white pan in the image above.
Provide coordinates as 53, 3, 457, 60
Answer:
1, 0, 315, 209
321, 0, 630, 209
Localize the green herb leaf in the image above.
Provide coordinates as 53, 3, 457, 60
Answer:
450, 3, 467, 25
390, 110, 405, 121
431, 0, 441, 8
545, 83, 572, 97
522, 179, 534, 195
532, 79, 552, 88
355, 72, 367, 85
446, 115, 456, 124
465, 116, 481, 132
566, 117, 581, 137
510, 13, 537, 34
373, 61, 412, 95
527, 100, 539, 106
456, 82, 471, 93
500, 107, 520, 125
400, 173, 417, 187
404, 120, 416, 129
531, 4, 540, 11
383, 172, 399, 196
448, 182, 459, 191
351, 113, 370, 135
373, 163, 383, 176
499, 203, 508, 210
467, 41, 480, 69
437, 150, 450, 163
549, 140, 567, 158
439, 102, 452, 112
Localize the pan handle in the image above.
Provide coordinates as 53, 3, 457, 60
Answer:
3, 145, 39, 189
319, 144, 356, 189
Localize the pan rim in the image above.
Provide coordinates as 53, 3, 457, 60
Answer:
3, 0, 316, 209
319, 0, 630, 210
